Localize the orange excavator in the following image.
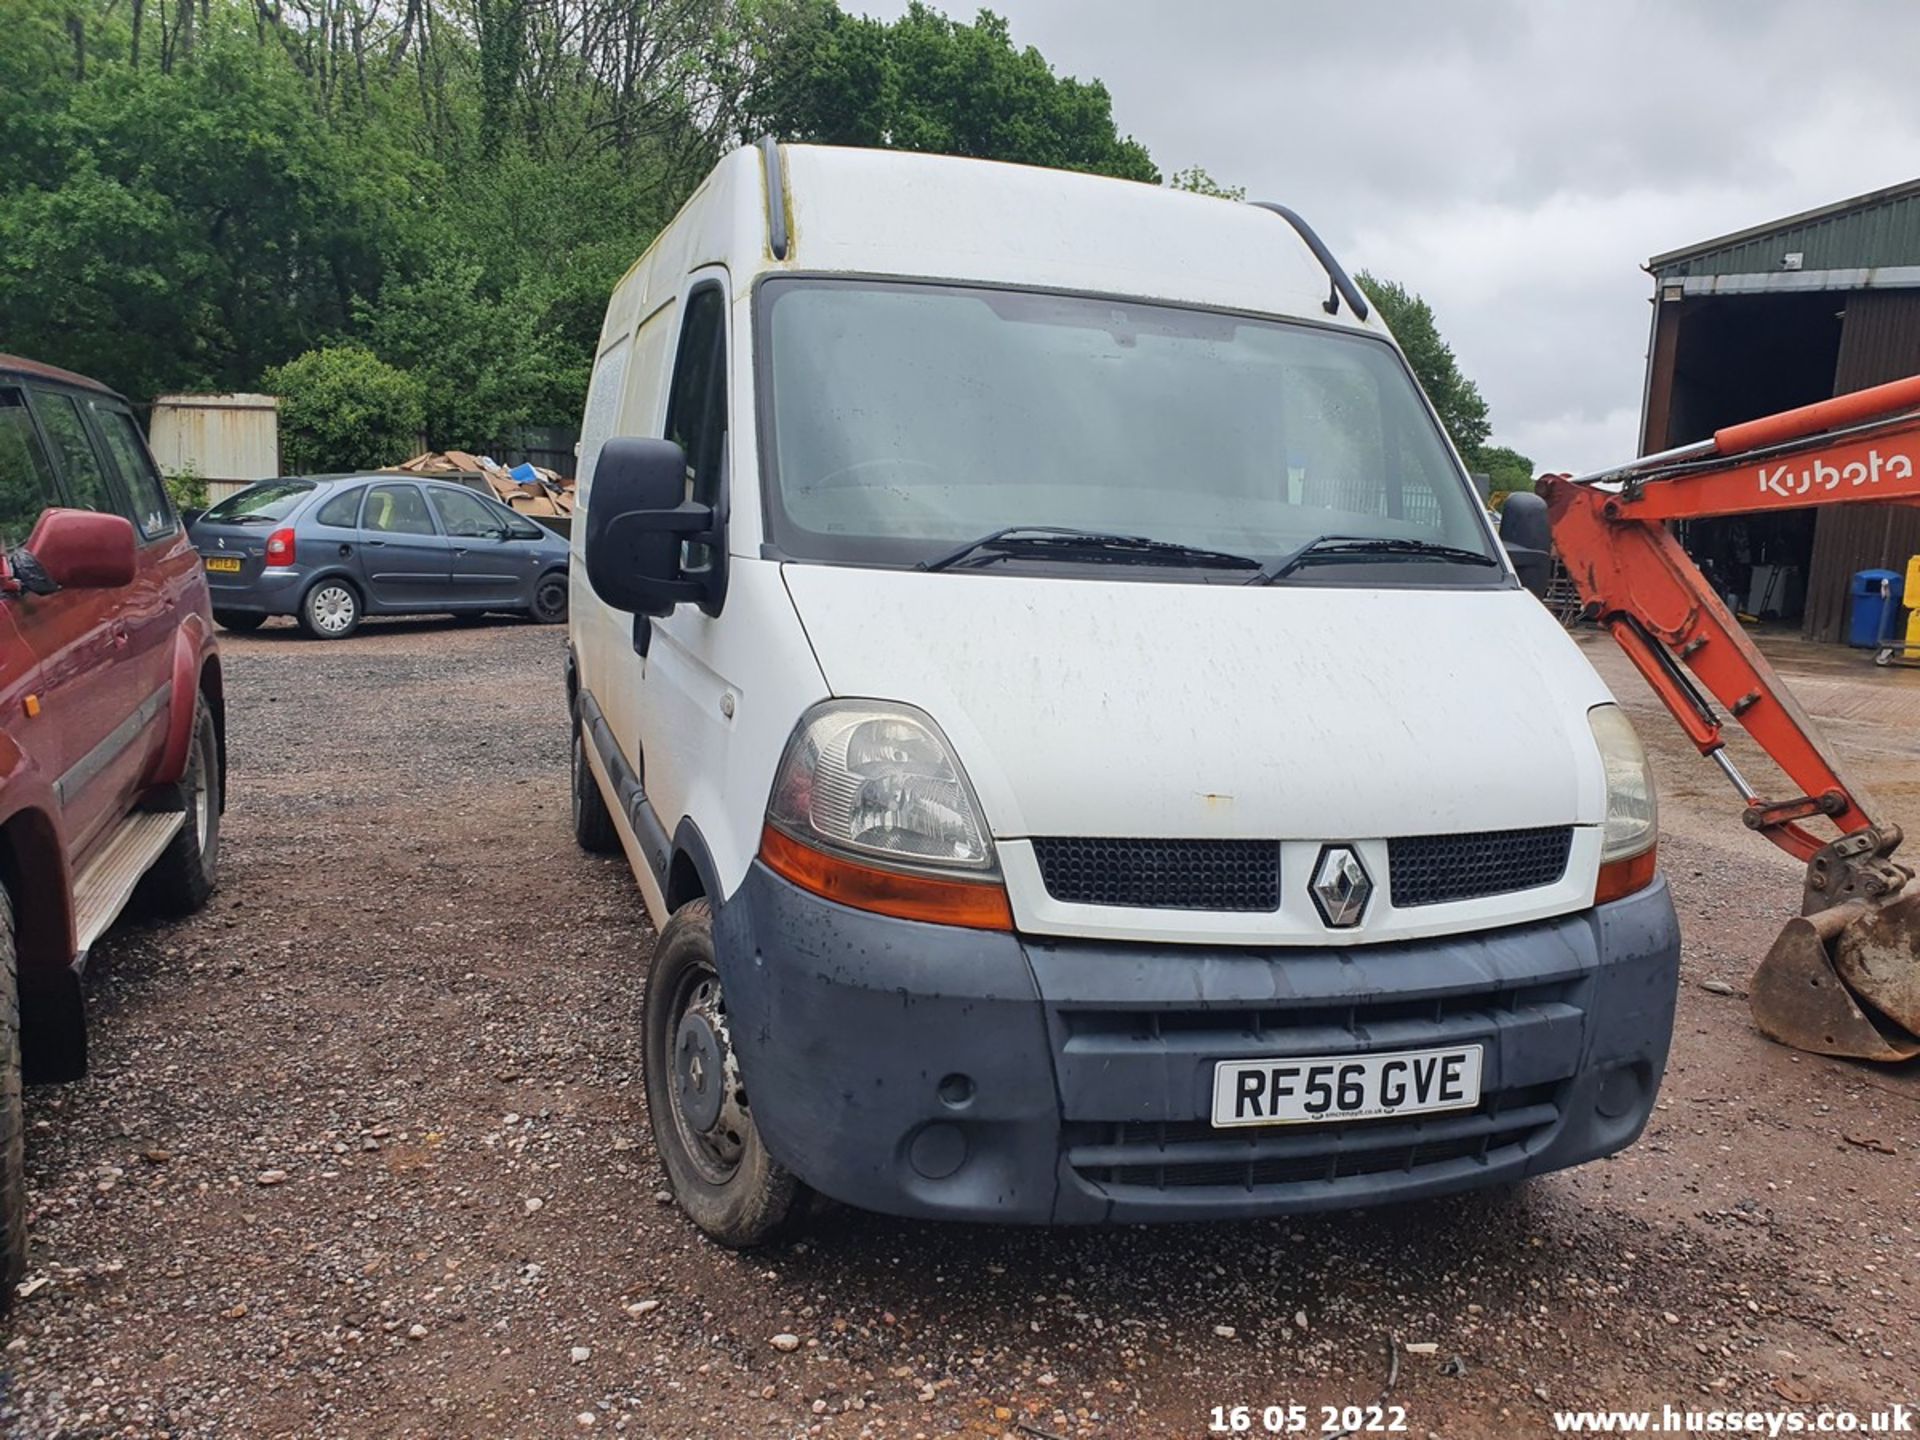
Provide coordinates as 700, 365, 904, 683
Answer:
1499, 374, 1920, 1064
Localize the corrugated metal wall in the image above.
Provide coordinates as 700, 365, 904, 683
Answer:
1654, 182, 1920, 280
1803, 291, 1920, 642
148, 394, 280, 490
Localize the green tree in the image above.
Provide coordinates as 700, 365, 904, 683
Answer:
1, 0, 1164, 456
746, 3, 1158, 182
267, 346, 427, 473
164, 462, 210, 514
1167, 165, 1243, 201
0, 24, 418, 401
1476, 444, 1535, 494
1355, 271, 1532, 483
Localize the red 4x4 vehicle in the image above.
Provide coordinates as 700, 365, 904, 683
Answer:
0, 356, 225, 1292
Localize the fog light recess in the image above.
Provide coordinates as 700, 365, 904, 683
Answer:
1595, 1062, 1648, 1120
908, 1122, 968, 1180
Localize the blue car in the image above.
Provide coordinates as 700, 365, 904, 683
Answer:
188, 473, 572, 638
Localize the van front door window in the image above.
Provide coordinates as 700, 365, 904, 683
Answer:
665, 284, 728, 575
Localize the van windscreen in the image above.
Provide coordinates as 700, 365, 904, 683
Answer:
758, 279, 1501, 584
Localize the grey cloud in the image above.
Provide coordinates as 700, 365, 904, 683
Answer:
859, 0, 1920, 469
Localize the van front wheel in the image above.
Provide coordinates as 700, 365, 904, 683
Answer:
643, 899, 805, 1248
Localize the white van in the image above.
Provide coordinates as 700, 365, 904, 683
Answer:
567, 141, 1679, 1246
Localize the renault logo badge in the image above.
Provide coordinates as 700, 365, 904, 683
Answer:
1310, 845, 1372, 928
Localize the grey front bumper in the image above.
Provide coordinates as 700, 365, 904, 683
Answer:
713, 865, 1681, 1225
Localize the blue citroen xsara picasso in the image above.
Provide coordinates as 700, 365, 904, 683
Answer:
189, 473, 571, 638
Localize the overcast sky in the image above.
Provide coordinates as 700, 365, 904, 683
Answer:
856, 0, 1920, 473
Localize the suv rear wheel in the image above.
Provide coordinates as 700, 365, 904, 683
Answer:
0, 888, 28, 1299
643, 900, 806, 1248
137, 696, 221, 917
299, 579, 361, 639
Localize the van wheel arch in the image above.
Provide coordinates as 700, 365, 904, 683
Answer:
666, 822, 724, 914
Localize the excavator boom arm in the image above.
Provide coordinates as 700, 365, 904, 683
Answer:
1530, 374, 1920, 1061
1538, 374, 1920, 863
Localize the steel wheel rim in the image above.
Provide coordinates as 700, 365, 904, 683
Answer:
191, 734, 212, 850
311, 585, 355, 635
665, 962, 748, 1184
537, 577, 566, 618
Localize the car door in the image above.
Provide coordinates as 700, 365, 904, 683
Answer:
426, 484, 535, 606
635, 273, 734, 839
88, 395, 194, 699
357, 482, 453, 609
19, 385, 163, 857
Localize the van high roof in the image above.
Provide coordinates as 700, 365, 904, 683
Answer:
597, 143, 1382, 349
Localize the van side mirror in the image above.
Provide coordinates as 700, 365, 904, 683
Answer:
1499, 491, 1553, 600
25, 508, 137, 590
582, 438, 720, 619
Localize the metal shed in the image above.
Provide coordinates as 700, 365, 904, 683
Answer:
147, 393, 280, 504
1639, 179, 1920, 643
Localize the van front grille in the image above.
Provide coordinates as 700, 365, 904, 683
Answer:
1031, 837, 1280, 911
1030, 826, 1576, 913
1388, 826, 1573, 908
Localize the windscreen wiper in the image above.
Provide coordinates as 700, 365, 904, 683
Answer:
919, 526, 1263, 574
1247, 534, 1501, 586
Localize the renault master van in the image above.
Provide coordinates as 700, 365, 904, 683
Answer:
567, 141, 1680, 1246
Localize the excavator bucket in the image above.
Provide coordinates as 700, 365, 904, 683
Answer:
1750, 898, 1920, 1063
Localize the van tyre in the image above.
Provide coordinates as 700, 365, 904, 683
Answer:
298, 578, 361, 639
643, 900, 806, 1248
213, 611, 266, 633
137, 697, 221, 917
0, 889, 29, 1299
530, 572, 569, 625
571, 711, 621, 855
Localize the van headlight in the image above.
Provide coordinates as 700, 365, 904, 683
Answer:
760, 701, 1011, 929
768, 700, 994, 869
1589, 703, 1658, 902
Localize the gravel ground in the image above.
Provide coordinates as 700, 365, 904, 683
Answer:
0, 616, 1915, 1439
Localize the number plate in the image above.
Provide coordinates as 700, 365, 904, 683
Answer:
204, 556, 242, 573
1211, 1044, 1483, 1128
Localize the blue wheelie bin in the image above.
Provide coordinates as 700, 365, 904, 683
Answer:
1848, 568, 1904, 648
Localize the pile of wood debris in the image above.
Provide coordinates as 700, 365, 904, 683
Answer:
389, 451, 575, 518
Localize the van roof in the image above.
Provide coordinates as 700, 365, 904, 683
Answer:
599, 144, 1382, 347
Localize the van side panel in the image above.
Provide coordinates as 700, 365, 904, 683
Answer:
635, 559, 827, 902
